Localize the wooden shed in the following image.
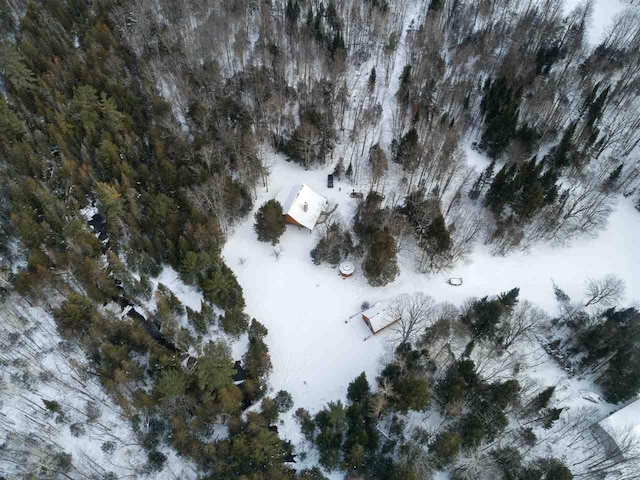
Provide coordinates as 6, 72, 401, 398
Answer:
361, 303, 398, 335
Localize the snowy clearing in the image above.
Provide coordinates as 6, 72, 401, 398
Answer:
222, 151, 639, 464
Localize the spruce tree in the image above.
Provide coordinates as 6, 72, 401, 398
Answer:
333, 158, 344, 178
368, 67, 376, 93
254, 199, 286, 245
423, 214, 451, 255
345, 161, 353, 179
603, 164, 623, 191
363, 228, 399, 286
397, 64, 412, 105
468, 173, 484, 200
479, 76, 521, 158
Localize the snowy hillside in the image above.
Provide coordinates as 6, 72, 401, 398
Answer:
2, 0, 640, 478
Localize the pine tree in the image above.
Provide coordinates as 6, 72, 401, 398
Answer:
220, 306, 250, 337
0, 98, 26, 144
345, 162, 353, 179
0, 43, 36, 94
423, 214, 451, 255
363, 228, 399, 286
254, 199, 286, 245
333, 158, 344, 178
586, 85, 610, 129
479, 76, 521, 159
347, 372, 370, 403
548, 122, 577, 170
430, 431, 462, 466
528, 386, 555, 412
367, 67, 376, 93
394, 127, 419, 169
156, 369, 187, 398
603, 164, 623, 191
468, 173, 484, 200
397, 64, 412, 104
285, 0, 301, 24
330, 29, 345, 58
484, 163, 516, 215
195, 340, 235, 394
274, 390, 294, 413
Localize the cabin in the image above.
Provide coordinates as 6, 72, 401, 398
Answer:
591, 398, 640, 465
281, 184, 328, 231
361, 302, 398, 334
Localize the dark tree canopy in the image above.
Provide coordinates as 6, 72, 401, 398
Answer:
254, 199, 286, 245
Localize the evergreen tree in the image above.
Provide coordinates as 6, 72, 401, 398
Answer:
394, 127, 419, 170
195, 340, 235, 395
422, 214, 451, 256
430, 431, 462, 466
314, 401, 347, 470
479, 76, 522, 159
463, 288, 520, 340
528, 386, 555, 412
330, 29, 345, 58
220, 306, 250, 337
585, 85, 610, 129
347, 372, 370, 403
285, 0, 301, 25
345, 162, 353, 179
468, 173, 484, 200
0, 43, 36, 94
156, 369, 187, 398
397, 64, 412, 105
333, 158, 344, 178
254, 199, 286, 245
52, 293, 99, 338
368, 67, 376, 93
274, 390, 294, 413
603, 164, 623, 192
363, 228, 399, 287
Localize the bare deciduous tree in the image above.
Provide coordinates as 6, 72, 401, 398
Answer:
584, 275, 625, 307
389, 293, 436, 346
498, 300, 547, 351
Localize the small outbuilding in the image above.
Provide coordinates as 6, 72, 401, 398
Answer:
282, 184, 328, 231
361, 302, 397, 335
339, 261, 355, 278
448, 277, 463, 286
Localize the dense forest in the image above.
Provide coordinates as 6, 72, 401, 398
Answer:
1, 0, 639, 478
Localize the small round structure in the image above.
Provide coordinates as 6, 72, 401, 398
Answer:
339, 261, 355, 277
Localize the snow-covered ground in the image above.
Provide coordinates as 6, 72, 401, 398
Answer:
221, 152, 639, 454
145, 266, 249, 360
224, 152, 640, 475
0, 296, 197, 479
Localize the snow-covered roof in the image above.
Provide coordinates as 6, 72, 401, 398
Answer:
339, 261, 355, 276
362, 302, 396, 334
599, 398, 640, 438
282, 184, 327, 230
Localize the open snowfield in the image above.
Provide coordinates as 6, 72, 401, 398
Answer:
221, 153, 640, 447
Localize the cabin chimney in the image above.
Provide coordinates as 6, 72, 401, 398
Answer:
303, 202, 308, 212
